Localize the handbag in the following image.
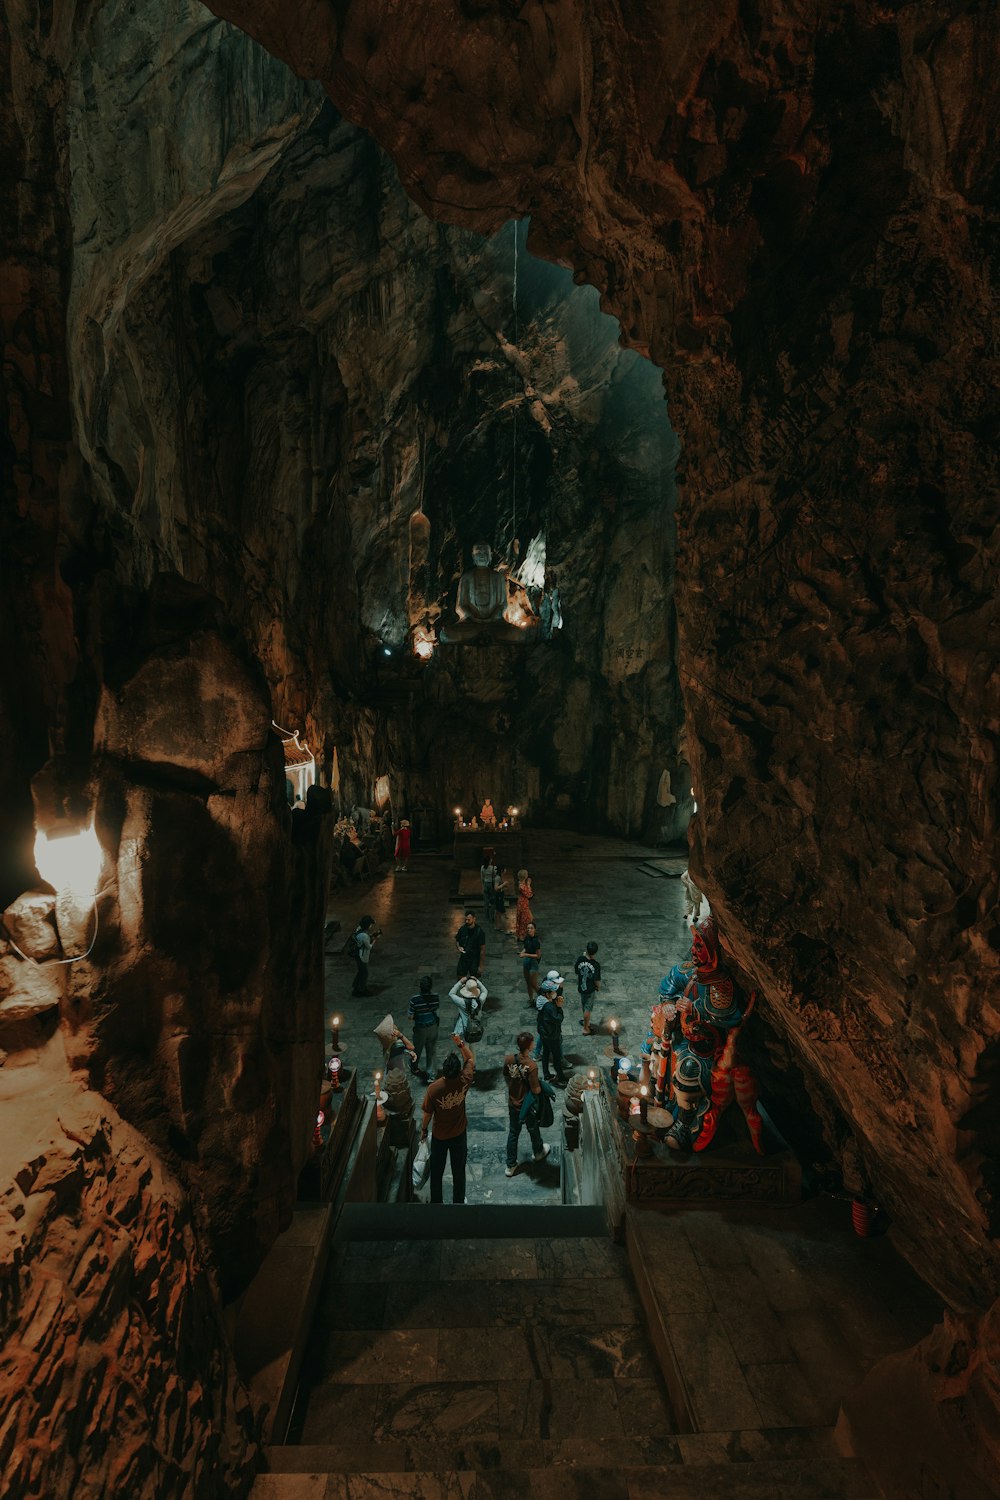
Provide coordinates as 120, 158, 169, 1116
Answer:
536, 1079, 556, 1129
412, 1137, 431, 1190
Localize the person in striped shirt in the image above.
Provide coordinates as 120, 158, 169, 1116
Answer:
407, 975, 441, 1081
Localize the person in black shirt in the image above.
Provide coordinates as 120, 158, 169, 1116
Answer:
455, 910, 486, 979
574, 941, 602, 1036
538, 977, 568, 1085
518, 922, 542, 1001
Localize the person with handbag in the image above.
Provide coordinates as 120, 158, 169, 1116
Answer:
502, 1031, 551, 1177
420, 1035, 476, 1204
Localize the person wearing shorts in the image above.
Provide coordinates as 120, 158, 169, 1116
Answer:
574, 942, 601, 1035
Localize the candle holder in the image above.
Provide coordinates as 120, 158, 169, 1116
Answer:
609, 1019, 622, 1056
330, 1014, 342, 1053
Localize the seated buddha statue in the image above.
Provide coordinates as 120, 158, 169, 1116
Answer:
439, 543, 533, 644
480, 798, 497, 827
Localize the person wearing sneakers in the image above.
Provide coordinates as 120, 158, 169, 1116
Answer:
502, 1031, 550, 1176
537, 974, 568, 1085
574, 942, 602, 1035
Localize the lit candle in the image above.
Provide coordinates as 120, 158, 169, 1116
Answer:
639, 1085, 649, 1125
610, 1018, 621, 1055
373, 1069, 382, 1096
330, 1014, 341, 1052
588, 1069, 597, 1088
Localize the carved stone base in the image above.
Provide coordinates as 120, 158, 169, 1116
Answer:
622, 1103, 801, 1205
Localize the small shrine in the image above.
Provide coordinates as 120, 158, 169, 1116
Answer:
274, 721, 316, 805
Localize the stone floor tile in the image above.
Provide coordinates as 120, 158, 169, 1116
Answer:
538, 1324, 658, 1381
436, 1326, 538, 1382
533, 1237, 625, 1281
661, 1311, 762, 1430
316, 1329, 439, 1385
439, 1239, 538, 1281
372, 1381, 501, 1444
496, 1378, 627, 1441
298, 1383, 380, 1445
386, 1279, 497, 1330
475, 1471, 630, 1500
740, 1360, 829, 1428
340, 1474, 475, 1500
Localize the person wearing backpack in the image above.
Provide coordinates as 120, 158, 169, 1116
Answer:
537, 976, 568, 1086
503, 1031, 551, 1176
573, 941, 602, 1036
350, 915, 378, 996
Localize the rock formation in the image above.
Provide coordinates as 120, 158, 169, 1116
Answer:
2, 0, 998, 1494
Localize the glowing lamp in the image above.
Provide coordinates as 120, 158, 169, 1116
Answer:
330, 1015, 341, 1052
327, 1056, 342, 1091
316, 1110, 325, 1127
383, 647, 392, 657
639, 1085, 649, 1125
33, 823, 102, 901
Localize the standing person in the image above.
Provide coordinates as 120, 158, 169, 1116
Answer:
573, 941, 602, 1036
515, 868, 534, 942
492, 868, 508, 932
519, 922, 542, 1002
455, 910, 486, 978
407, 975, 440, 1081
420, 1036, 476, 1204
682, 868, 704, 925
537, 975, 568, 1085
448, 975, 487, 1041
502, 1031, 550, 1176
480, 848, 499, 925
350, 915, 378, 996
394, 819, 412, 872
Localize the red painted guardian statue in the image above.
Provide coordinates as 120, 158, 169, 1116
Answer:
646, 916, 764, 1154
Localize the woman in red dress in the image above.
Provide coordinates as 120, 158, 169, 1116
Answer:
394, 819, 411, 871
515, 868, 534, 941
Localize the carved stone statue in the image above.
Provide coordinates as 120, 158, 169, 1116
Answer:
440, 543, 531, 644
480, 798, 497, 826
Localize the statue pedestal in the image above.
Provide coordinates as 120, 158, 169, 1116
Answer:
451, 828, 523, 872
621, 1103, 801, 1205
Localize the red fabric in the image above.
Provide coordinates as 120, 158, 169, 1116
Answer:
395, 828, 411, 857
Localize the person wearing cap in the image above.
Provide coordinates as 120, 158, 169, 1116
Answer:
448, 974, 488, 1040
537, 973, 568, 1085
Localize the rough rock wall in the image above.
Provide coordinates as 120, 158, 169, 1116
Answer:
88, 105, 680, 836
0, 1040, 259, 1498
202, 0, 1000, 1316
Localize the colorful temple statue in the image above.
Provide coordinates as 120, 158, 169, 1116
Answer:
479, 798, 497, 827
643, 918, 763, 1154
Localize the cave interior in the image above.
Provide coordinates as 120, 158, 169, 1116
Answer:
1, 2, 997, 1498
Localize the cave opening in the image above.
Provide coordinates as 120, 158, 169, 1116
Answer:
1, 5, 997, 1498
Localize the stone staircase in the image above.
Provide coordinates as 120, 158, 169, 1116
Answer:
250, 1203, 881, 1499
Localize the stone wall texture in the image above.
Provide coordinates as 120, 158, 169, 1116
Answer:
1, 0, 998, 1494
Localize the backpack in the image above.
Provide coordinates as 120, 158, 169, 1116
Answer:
347, 929, 361, 959
536, 1080, 556, 1128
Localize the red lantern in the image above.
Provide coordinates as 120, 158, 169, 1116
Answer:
327, 1055, 342, 1091
851, 1199, 872, 1237
313, 1109, 325, 1151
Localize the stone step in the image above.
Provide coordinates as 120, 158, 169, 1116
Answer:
267, 1425, 846, 1474
338, 1201, 608, 1241
255, 1455, 878, 1499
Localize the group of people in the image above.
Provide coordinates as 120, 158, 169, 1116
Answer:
348, 869, 606, 1203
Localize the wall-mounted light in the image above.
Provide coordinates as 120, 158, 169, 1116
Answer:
383, 647, 393, 657
33, 823, 103, 902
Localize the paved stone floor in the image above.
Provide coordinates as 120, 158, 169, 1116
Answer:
324, 831, 694, 1205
